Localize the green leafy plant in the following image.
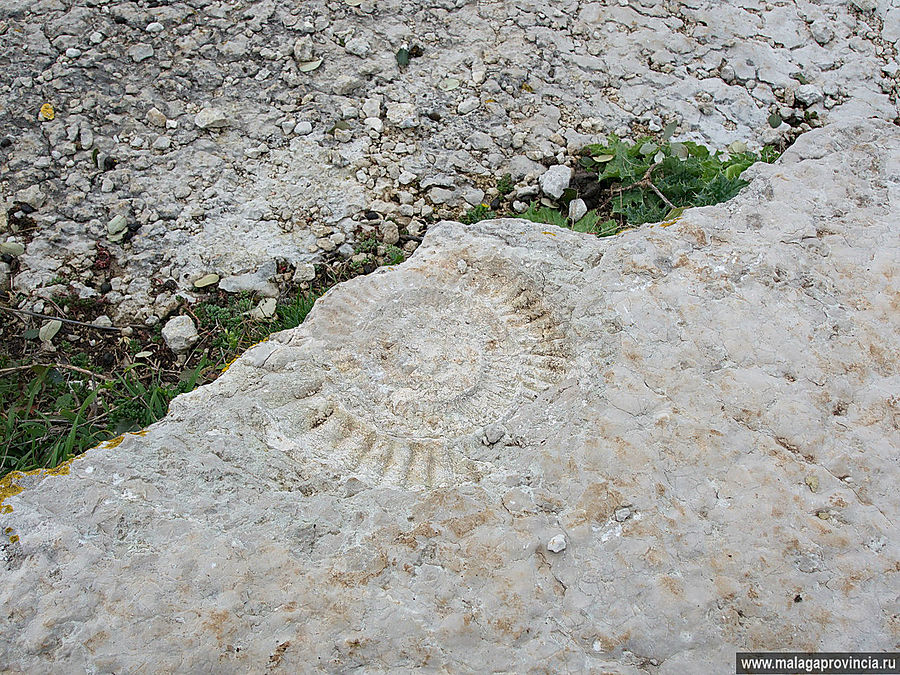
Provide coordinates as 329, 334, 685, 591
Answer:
384, 245, 405, 265
462, 203, 495, 224
580, 133, 779, 226
465, 131, 778, 237
354, 235, 379, 255
519, 203, 616, 236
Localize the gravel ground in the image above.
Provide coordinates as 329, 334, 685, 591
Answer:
1, 0, 898, 327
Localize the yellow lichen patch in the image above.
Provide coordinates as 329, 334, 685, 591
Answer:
222, 337, 271, 373
660, 216, 682, 228
541, 231, 557, 236
0, 471, 26, 510
103, 435, 126, 449
131, 429, 150, 437
39, 103, 55, 121
0, 457, 83, 512
8, 535, 19, 544
45, 457, 75, 477
4, 527, 11, 534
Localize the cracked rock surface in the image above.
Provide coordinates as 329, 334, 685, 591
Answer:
1, 118, 897, 671
1, 0, 899, 322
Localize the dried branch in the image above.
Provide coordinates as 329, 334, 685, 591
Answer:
0, 305, 125, 332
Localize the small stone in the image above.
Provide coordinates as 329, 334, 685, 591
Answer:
145, 22, 165, 34
429, 187, 454, 205
152, 136, 171, 151
795, 85, 823, 108
0, 241, 25, 257
294, 263, 316, 282
15, 185, 46, 209
293, 37, 314, 63
362, 97, 382, 119
129, 43, 154, 63
294, 121, 313, 136
614, 506, 633, 522
161, 315, 199, 354
482, 422, 505, 444
462, 188, 486, 207
364, 117, 383, 134
65, 48, 81, 59
568, 198, 587, 223
720, 64, 735, 83
194, 107, 228, 129
79, 124, 93, 150
89, 31, 103, 44
805, 475, 819, 493
193, 273, 220, 289
547, 534, 567, 553
380, 221, 400, 245
147, 108, 167, 127
398, 171, 416, 186
539, 165, 572, 200
344, 36, 370, 58
466, 131, 493, 151
107, 215, 128, 235
92, 315, 113, 328
810, 20, 834, 45
457, 97, 480, 115
249, 298, 277, 320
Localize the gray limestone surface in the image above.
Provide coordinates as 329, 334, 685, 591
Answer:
0, 118, 897, 671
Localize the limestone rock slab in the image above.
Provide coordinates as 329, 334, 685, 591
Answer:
0, 120, 898, 672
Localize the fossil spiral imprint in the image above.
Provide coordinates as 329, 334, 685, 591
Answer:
284, 260, 572, 487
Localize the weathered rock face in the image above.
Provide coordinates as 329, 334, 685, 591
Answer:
1, 120, 898, 672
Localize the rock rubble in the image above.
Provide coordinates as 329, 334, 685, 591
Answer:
1, 0, 898, 325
